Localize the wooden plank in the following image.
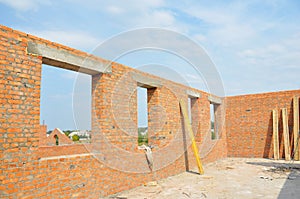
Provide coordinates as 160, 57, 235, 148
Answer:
282, 108, 291, 161
272, 109, 279, 160
293, 96, 300, 160
180, 99, 204, 175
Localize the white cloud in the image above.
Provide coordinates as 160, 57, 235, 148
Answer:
26, 29, 102, 51
68, 0, 165, 12
5, 0, 299, 96
223, 31, 300, 95
193, 34, 206, 42
133, 10, 176, 28
182, 5, 258, 47
238, 44, 286, 59
106, 6, 123, 15
66, 0, 184, 32
176, 1, 295, 49
167, 0, 300, 95
238, 34, 300, 69
0, 0, 51, 11
105, 0, 165, 11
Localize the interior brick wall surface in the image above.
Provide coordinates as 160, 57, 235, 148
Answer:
226, 90, 300, 158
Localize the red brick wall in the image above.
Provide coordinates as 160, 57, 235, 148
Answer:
226, 90, 300, 158
5, 23, 299, 198
0, 25, 42, 197
39, 125, 47, 146
0, 24, 227, 198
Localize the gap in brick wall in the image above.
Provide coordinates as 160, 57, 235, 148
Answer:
137, 86, 148, 146
210, 103, 216, 140
40, 64, 92, 134
188, 97, 192, 124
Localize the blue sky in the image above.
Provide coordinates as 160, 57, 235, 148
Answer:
1, 0, 300, 130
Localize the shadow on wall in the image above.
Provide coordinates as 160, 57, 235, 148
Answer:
288, 102, 295, 157
279, 109, 284, 159
264, 112, 273, 158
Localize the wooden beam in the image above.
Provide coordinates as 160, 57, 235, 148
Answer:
272, 109, 279, 160
179, 99, 204, 175
282, 108, 291, 161
293, 96, 300, 160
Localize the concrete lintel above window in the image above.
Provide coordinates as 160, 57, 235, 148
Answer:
208, 95, 222, 104
131, 73, 162, 88
186, 90, 201, 98
27, 41, 111, 75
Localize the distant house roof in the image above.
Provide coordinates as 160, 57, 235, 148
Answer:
45, 128, 73, 146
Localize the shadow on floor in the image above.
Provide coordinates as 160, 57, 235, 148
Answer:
247, 161, 300, 199
246, 161, 300, 169
186, 170, 200, 175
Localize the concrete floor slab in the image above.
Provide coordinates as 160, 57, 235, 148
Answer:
106, 158, 300, 199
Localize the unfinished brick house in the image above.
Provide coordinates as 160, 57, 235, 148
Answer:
0, 25, 299, 198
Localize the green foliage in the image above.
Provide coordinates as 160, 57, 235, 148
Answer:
63, 130, 72, 136
138, 127, 148, 146
211, 121, 216, 139
138, 135, 148, 145
72, 134, 80, 141
211, 131, 216, 140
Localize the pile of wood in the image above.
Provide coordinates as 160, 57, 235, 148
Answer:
273, 96, 299, 161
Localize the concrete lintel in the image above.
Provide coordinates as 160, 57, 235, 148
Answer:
187, 90, 201, 98
39, 153, 92, 161
27, 41, 111, 75
131, 73, 162, 88
208, 95, 222, 104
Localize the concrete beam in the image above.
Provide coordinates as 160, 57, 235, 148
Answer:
27, 41, 111, 75
131, 73, 162, 88
186, 90, 201, 98
208, 95, 222, 104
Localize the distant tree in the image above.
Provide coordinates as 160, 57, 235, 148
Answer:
211, 131, 216, 140
72, 134, 80, 141
63, 130, 72, 136
138, 128, 148, 146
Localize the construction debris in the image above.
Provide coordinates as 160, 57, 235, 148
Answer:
110, 158, 300, 199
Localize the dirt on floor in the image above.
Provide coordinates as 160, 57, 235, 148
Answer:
106, 158, 300, 199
